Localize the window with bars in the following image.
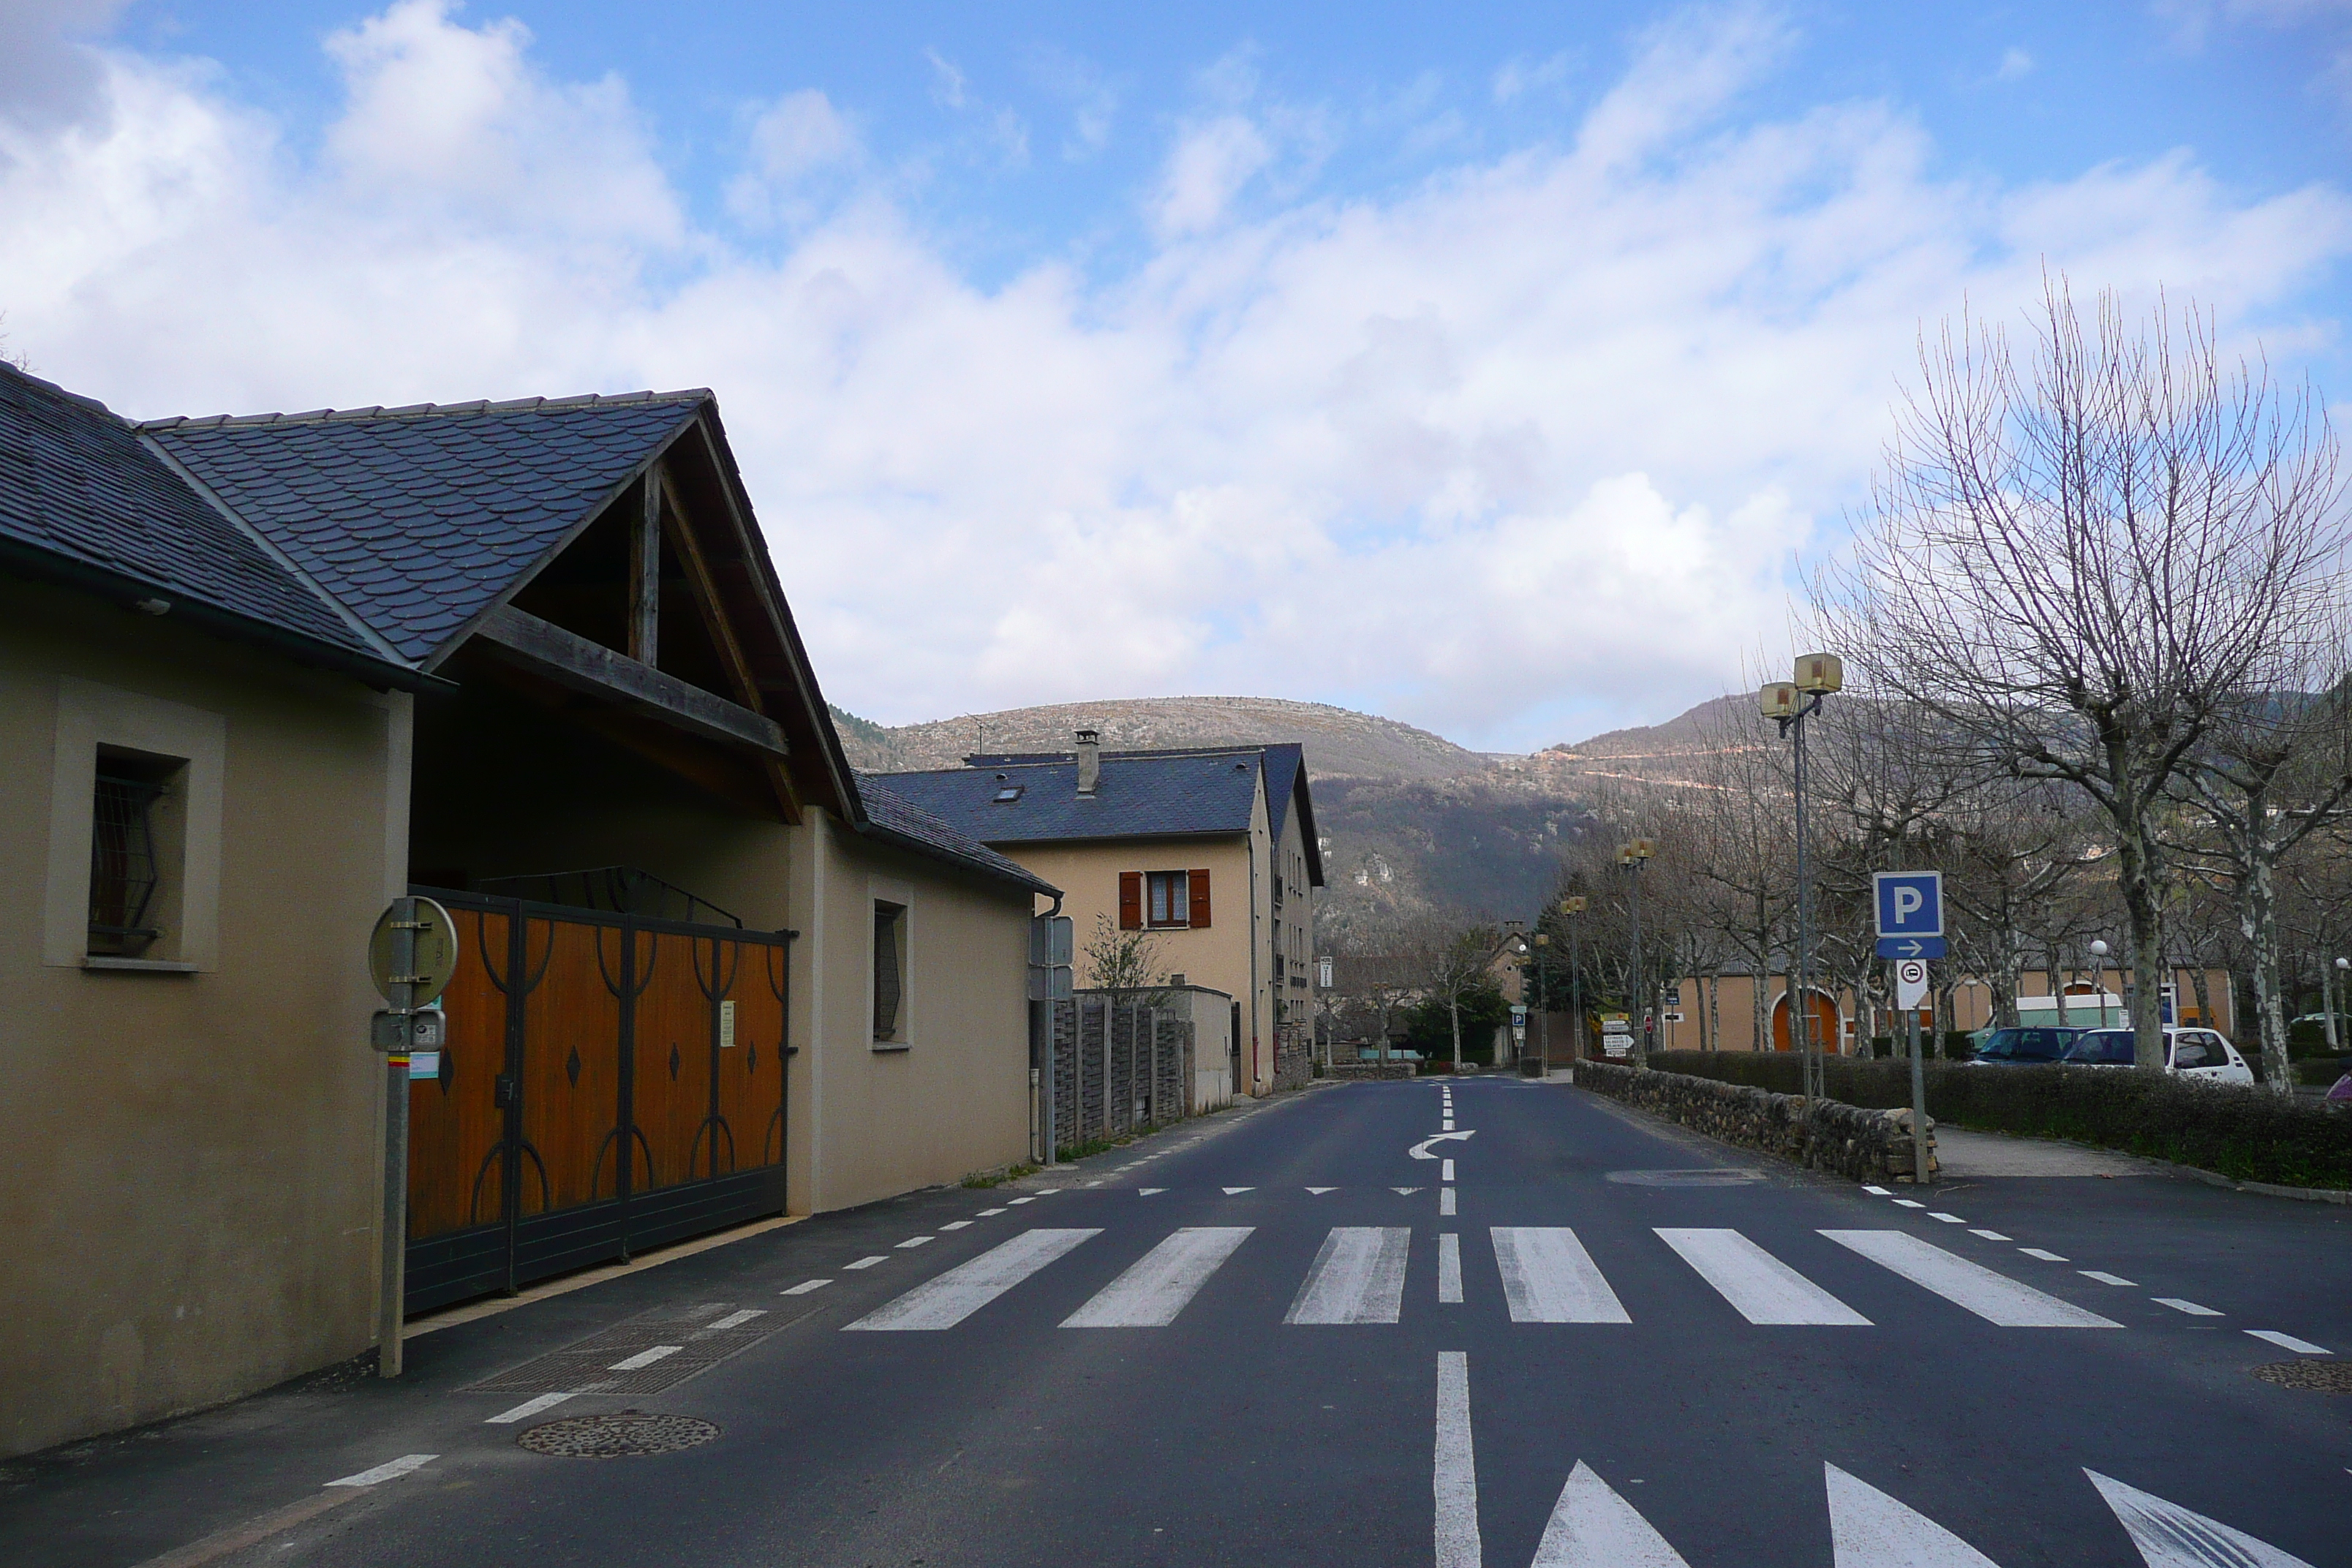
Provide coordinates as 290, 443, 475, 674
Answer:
873, 901, 907, 1042
88, 757, 179, 957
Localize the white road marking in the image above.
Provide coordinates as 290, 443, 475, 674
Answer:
325, 1454, 437, 1488
704, 1308, 766, 1330
1433, 1353, 1482, 1568
1306, 1186, 1337, 1195
1929, 1213, 1967, 1224
608, 1345, 682, 1370
2019, 1248, 2068, 1262
1492, 1228, 1631, 1324
2086, 1468, 2317, 1567
1410, 1131, 1477, 1159
1531, 1460, 1690, 1567
1394, 1186, 1424, 1195
2078, 1270, 2136, 1287
845, 1229, 1101, 1332
1139, 1188, 1166, 1196
1824, 1462, 2002, 1565
1443, 1119, 1456, 1131
1654, 1229, 1871, 1326
2246, 1330, 2331, 1354
1439, 1234, 1463, 1303
897, 1236, 934, 1248
485, 1392, 575, 1425
2155, 1297, 2223, 1316
1968, 1230, 2011, 1241
843, 1256, 886, 1270
1286, 1227, 1412, 1324
1008, 1197, 1036, 1206
1892, 1199, 1926, 1209
1034, 1188, 1062, 1194
1440, 1189, 1458, 1216
781, 1279, 830, 1295
1063, 1227, 1253, 1327
1441, 1158, 1456, 1182
1822, 1232, 2121, 1327
978, 1207, 1007, 1215
1863, 1186, 1893, 1196
1224, 1186, 1254, 1194
939, 1221, 972, 1231
1083, 1180, 1104, 1188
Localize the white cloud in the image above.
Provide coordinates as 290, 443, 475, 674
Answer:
1995, 46, 2035, 81
2, 3, 2348, 749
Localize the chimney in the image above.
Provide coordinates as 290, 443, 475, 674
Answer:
1075, 728, 1101, 796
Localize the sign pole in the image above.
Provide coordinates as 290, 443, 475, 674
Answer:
1907, 1002, 1929, 1185
379, 897, 415, 1377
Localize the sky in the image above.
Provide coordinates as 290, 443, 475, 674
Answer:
4, 1, 2350, 750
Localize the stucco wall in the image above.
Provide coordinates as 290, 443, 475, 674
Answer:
0, 576, 405, 1459
785, 810, 1036, 1214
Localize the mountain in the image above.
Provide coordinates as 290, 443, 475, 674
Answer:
829, 693, 1726, 942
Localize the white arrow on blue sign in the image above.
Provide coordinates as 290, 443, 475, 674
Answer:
1872, 870, 1943, 939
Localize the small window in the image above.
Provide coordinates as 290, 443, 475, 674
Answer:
1147, 870, 1190, 927
88, 749, 185, 959
873, 901, 907, 1041
993, 785, 1024, 803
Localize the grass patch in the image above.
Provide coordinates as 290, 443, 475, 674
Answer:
962, 1162, 1039, 1189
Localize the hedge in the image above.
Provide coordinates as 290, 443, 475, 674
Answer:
1647, 1051, 2352, 1190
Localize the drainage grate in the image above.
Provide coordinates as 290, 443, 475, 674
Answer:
1605, 1169, 1765, 1188
517, 1411, 720, 1458
2250, 1360, 2352, 1394
469, 1303, 779, 1395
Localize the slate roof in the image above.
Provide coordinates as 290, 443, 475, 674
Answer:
140, 393, 706, 664
0, 362, 407, 679
854, 776, 1059, 896
875, 751, 1267, 845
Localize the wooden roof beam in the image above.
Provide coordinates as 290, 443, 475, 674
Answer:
473, 602, 788, 757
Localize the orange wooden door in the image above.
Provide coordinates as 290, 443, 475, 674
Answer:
1771, 990, 1842, 1053
407, 904, 510, 1240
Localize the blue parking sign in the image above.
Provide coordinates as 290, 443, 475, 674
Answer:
1873, 870, 1942, 938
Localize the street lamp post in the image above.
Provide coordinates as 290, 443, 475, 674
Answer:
1531, 932, 1550, 1076
2328, 957, 2348, 1054
1617, 840, 1656, 1066
2089, 939, 2111, 1030
1561, 897, 1587, 1061
1763, 653, 1842, 1101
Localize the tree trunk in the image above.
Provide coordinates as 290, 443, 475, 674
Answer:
1707, 970, 1721, 1054
1448, 997, 1462, 1072
1751, 957, 1769, 1054
2239, 850, 2295, 1096
1994, 922, 2020, 1029
2110, 796, 2171, 1072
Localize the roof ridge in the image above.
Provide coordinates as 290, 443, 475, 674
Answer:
0, 357, 116, 416
132, 388, 714, 432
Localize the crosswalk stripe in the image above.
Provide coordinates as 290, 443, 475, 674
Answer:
1532, 1461, 1691, 1567
1654, 1229, 1871, 1325
2086, 1469, 2315, 1567
1492, 1227, 1630, 1324
1061, 1228, 1253, 1327
1821, 1231, 2121, 1328
1824, 1463, 2001, 1565
1286, 1227, 1411, 1324
844, 1229, 1099, 1332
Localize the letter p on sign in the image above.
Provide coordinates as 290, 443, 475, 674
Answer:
1873, 871, 1943, 938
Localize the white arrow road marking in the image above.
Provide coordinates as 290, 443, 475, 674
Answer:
2085, 1469, 2316, 1567
1433, 1353, 1481, 1568
1138, 1188, 1166, 1196
1286, 1227, 1412, 1324
845, 1229, 1099, 1331
1224, 1186, 1255, 1194
1306, 1186, 1338, 1194
1063, 1228, 1252, 1327
1492, 1228, 1630, 1323
1394, 1187, 1425, 1195
1411, 1131, 1478, 1159
1821, 1232, 2121, 1327
1825, 1463, 2002, 1566
1655, 1229, 1871, 1325
1530, 1461, 1691, 1567
325, 1454, 437, 1488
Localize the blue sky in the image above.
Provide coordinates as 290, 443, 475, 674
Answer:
5, 1, 2350, 747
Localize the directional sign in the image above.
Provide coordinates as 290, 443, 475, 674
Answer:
1872, 870, 1943, 939
1874, 935, 1947, 960
1893, 959, 1929, 1011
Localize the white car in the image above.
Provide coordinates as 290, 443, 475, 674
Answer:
2062, 1027, 2255, 1085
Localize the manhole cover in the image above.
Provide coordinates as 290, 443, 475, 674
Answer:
517, 1411, 720, 1457
1605, 1169, 1765, 1188
2250, 1361, 2352, 1394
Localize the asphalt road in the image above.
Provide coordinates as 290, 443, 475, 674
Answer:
6, 1077, 2348, 1567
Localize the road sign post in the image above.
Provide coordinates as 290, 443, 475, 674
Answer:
366, 895, 456, 1378
1879, 880, 1940, 1187
1894, 956, 1931, 1185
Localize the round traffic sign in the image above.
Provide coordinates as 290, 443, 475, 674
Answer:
1895, 959, 1927, 988
369, 896, 460, 1008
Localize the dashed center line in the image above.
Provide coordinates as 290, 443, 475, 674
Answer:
2154, 1297, 2223, 1317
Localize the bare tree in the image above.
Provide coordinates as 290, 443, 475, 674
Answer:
1082, 914, 1164, 1009
1404, 918, 1501, 1071
1820, 280, 2349, 1070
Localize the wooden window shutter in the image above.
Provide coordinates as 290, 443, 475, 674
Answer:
1188, 869, 1211, 930
1119, 872, 1144, 930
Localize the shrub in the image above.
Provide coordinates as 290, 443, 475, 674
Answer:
1648, 1051, 2352, 1189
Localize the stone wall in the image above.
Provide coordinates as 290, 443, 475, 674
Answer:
1572, 1060, 1938, 1183
1325, 1061, 1417, 1082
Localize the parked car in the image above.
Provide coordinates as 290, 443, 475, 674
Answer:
1964, 1025, 2089, 1065
2059, 1027, 2255, 1085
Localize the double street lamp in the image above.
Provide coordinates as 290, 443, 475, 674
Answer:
1762, 652, 1842, 1100
1616, 840, 1655, 1065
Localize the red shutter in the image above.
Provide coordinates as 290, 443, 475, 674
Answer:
1188, 869, 1211, 930
1119, 872, 1143, 930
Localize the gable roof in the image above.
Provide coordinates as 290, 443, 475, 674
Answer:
0, 362, 421, 688
875, 750, 1267, 845
1254, 742, 1324, 886
854, 776, 1058, 896
140, 393, 706, 666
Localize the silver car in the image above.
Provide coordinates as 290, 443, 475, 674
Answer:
2061, 1027, 2255, 1085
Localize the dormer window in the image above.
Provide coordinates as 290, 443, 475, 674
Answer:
994, 785, 1024, 803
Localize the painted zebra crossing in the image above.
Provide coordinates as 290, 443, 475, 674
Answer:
841, 1223, 2133, 1333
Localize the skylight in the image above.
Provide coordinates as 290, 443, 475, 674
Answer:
994, 785, 1024, 803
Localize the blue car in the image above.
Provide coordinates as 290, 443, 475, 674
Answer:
1965, 1025, 2089, 1065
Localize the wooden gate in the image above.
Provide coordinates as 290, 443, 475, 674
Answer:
404, 888, 794, 1313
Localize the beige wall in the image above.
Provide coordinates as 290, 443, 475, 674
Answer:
0, 576, 406, 1459
785, 809, 1036, 1213
1657, 968, 2238, 1055
1270, 788, 1316, 1054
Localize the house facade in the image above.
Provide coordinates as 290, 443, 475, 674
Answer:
873, 731, 1324, 1096
1, 363, 1050, 1459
